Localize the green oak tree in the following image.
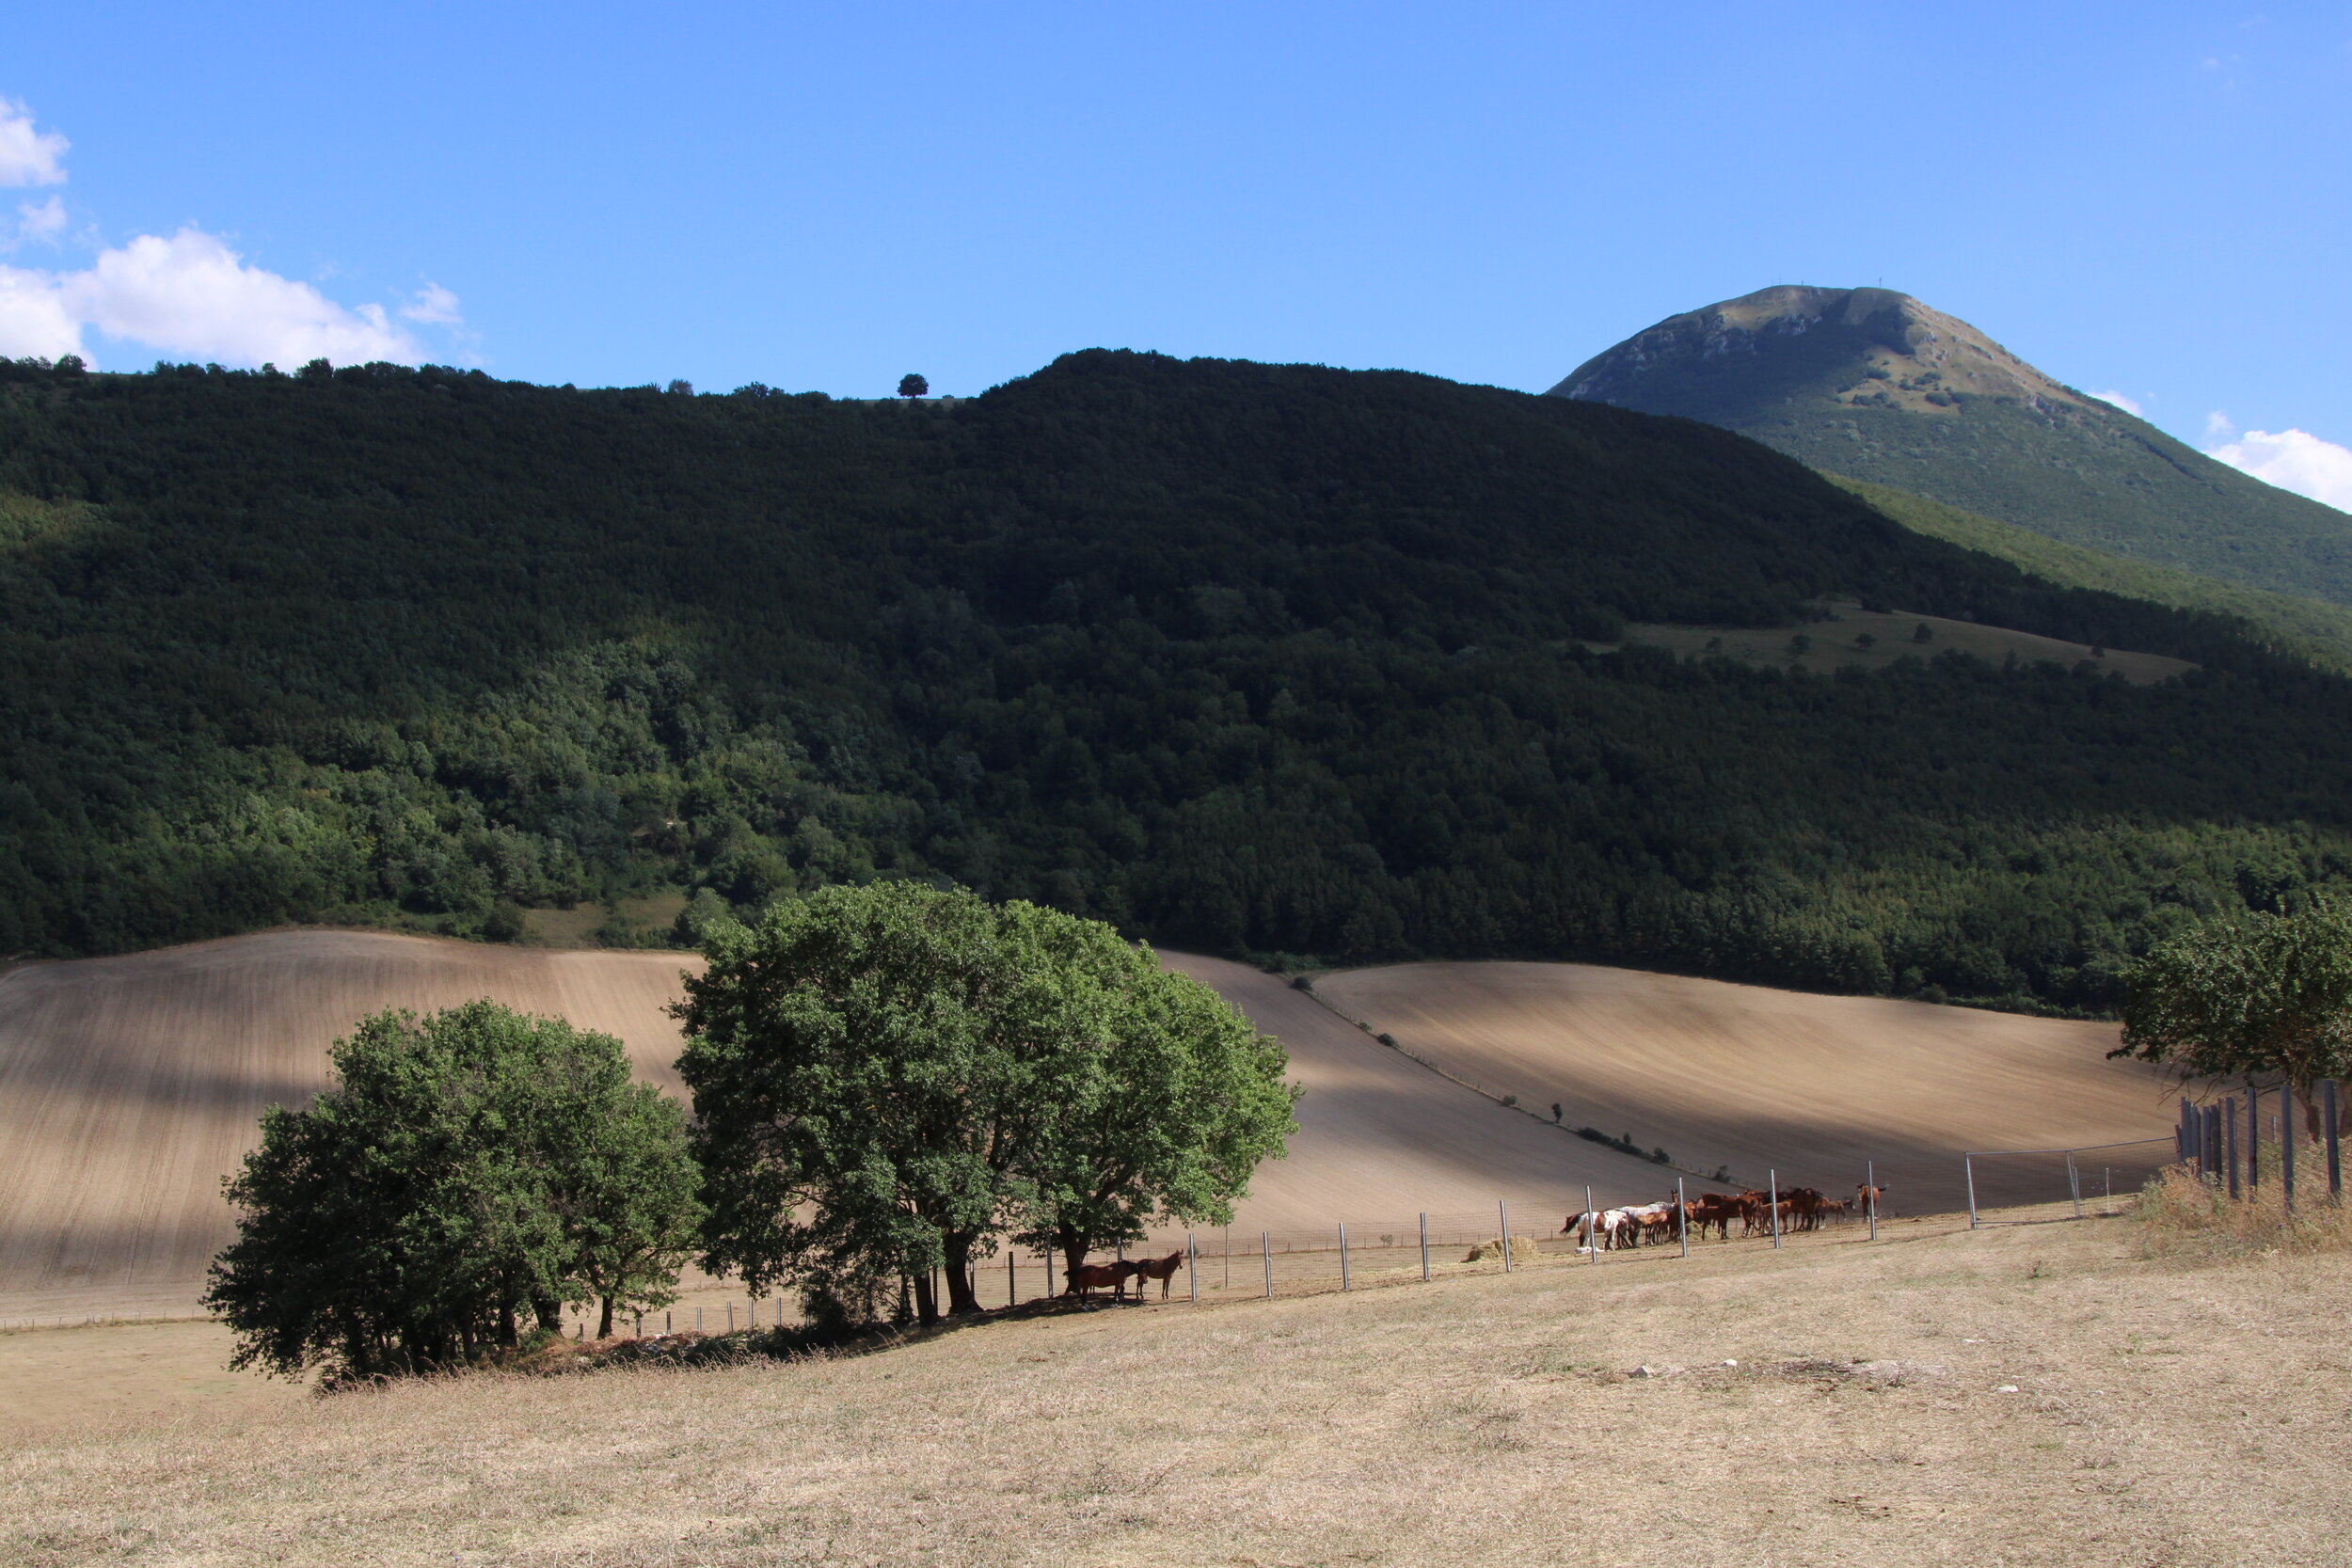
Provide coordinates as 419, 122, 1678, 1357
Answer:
675, 882, 1295, 1323
1017, 957, 1297, 1286
203, 1001, 700, 1379
2113, 902, 2352, 1136
556, 1083, 706, 1338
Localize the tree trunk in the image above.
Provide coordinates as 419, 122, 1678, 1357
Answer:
911, 1271, 938, 1325
498, 1299, 518, 1350
598, 1295, 615, 1339
1059, 1224, 1088, 1295
2299, 1079, 2324, 1141
532, 1292, 563, 1334
943, 1232, 981, 1315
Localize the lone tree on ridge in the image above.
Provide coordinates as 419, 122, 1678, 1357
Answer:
898, 372, 929, 399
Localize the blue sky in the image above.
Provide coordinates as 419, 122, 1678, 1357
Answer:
6, 4, 2351, 504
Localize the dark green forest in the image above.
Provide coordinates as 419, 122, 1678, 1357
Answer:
5, 347, 2352, 1013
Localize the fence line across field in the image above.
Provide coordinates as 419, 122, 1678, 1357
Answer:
17, 1145, 2199, 1334
2170, 1077, 2347, 1212
1963, 1136, 2179, 1227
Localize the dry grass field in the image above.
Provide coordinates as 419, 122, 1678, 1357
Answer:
8, 1206, 2349, 1566
1612, 600, 2199, 685
1315, 960, 2172, 1215
0, 935, 2171, 1323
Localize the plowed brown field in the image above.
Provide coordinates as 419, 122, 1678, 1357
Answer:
1314, 960, 2173, 1217
0, 933, 2171, 1323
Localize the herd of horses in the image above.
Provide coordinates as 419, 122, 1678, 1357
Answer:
1060, 1181, 1888, 1301
1566, 1181, 1888, 1250
1064, 1251, 1188, 1303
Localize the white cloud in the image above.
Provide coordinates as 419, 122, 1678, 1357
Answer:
0, 264, 82, 359
0, 99, 68, 187
9, 194, 65, 248
399, 281, 463, 325
62, 229, 422, 367
2206, 410, 2237, 442
2207, 427, 2352, 515
0, 98, 465, 370
0, 228, 425, 368
2089, 389, 2143, 416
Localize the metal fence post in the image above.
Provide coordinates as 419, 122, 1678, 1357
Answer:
1965, 1154, 1979, 1228
1585, 1184, 1596, 1263
2249, 1088, 2260, 1189
2328, 1080, 2343, 1200
1867, 1159, 1878, 1242
1499, 1201, 1512, 1273
1419, 1212, 1429, 1281
1769, 1169, 1781, 1249
2226, 1099, 2241, 1199
2284, 1100, 2297, 1212
2066, 1151, 2082, 1219
1262, 1230, 1273, 1299
1339, 1223, 1351, 1291
1677, 1177, 1689, 1259
1187, 1233, 1198, 1303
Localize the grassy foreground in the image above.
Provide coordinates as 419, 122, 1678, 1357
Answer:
6, 1208, 2348, 1566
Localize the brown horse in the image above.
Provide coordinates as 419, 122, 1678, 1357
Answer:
1065, 1260, 1140, 1302
1132, 1249, 1187, 1300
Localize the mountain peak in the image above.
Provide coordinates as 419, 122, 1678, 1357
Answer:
1550, 284, 2076, 420
1547, 285, 2352, 609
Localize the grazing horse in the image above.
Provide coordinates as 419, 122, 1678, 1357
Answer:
1065, 1259, 1139, 1303
1686, 1194, 1740, 1241
1563, 1210, 1631, 1251
1856, 1182, 1889, 1220
1132, 1249, 1187, 1300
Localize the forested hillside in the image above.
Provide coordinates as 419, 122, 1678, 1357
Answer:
5, 348, 2352, 1013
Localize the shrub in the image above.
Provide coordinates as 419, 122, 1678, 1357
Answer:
2135, 1160, 2352, 1258
483, 899, 527, 942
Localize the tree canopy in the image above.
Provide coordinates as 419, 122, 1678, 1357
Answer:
898, 372, 929, 398
2114, 902, 2352, 1134
203, 1000, 702, 1380
674, 881, 1295, 1323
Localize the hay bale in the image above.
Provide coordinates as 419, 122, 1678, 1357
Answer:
1462, 1236, 1549, 1262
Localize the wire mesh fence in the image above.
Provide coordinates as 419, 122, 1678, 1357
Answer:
1961, 1137, 2176, 1227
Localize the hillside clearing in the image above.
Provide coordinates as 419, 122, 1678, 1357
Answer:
5, 1211, 2345, 1565
1612, 600, 2197, 684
